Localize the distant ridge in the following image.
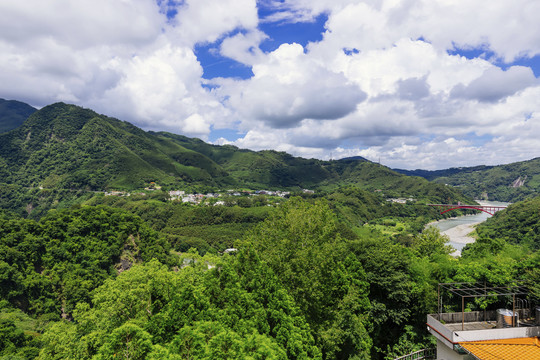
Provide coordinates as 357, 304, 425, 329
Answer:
0, 98, 37, 133
338, 156, 369, 162
393, 165, 494, 180
393, 158, 540, 202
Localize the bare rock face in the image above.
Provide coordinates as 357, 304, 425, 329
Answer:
114, 235, 140, 274
25, 202, 33, 215
116, 258, 132, 273
511, 175, 527, 188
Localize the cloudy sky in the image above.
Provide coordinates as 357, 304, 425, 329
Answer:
1, 0, 539, 170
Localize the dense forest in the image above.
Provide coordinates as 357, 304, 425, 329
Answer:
1, 101, 539, 359
1, 193, 539, 359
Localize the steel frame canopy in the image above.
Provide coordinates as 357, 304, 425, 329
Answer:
437, 282, 529, 331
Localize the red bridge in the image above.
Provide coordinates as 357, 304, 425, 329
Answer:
427, 204, 507, 216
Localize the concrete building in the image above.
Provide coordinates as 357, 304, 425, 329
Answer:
426, 282, 540, 359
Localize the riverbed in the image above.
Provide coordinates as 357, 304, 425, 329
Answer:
429, 201, 509, 256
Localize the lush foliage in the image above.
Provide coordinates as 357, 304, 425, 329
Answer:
243, 198, 372, 359
0, 206, 171, 319
1, 194, 538, 359
241, 198, 459, 359
38, 255, 321, 359
2, 101, 539, 359
84, 195, 273, 254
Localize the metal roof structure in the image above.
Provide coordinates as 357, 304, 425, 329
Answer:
437, 282, 530, 331
439, 282, 529, 299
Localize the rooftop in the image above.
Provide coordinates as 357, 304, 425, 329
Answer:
427, 282, 540, 359
459, 337, 540, 360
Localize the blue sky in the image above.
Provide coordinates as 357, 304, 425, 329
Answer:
1, 0, 540, 169
447, 47, 540, 77
195, 12, 329, 80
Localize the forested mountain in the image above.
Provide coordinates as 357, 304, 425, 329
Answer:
473, 196, 540, 250
153, 131, 468, 200
0, 102, 470, 218
0, 98, 36, 133
0, 102, 232, 191
395, 158, 540, 202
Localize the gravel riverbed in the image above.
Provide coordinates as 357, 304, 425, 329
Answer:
440, 221, 482, 256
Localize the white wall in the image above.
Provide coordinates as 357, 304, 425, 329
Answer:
436, 340, 468, 360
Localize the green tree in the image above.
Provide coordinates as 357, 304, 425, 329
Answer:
243, 197, 372, 359
96, 322, 153, 360
413, 226, 453, 258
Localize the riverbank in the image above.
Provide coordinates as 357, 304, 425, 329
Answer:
441, 221, 481, 257
427, 213, 489, 257
426, 201, 509, 257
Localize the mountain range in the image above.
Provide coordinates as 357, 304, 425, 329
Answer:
0, 102, 450, 191
0, 100, 537, 211
395, 159, 540, 202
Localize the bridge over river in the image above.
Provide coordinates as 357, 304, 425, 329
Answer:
428, 201, 510, 256
427, 203, 507, 216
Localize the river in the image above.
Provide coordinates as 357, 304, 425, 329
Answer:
429, 201, 510, 256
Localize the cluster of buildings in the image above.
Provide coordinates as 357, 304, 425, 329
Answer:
168, 191, 219, 204
167, 189, 293, 205
103, 187, 314, 206
386, 197, 416, 204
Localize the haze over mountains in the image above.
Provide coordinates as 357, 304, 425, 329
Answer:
0, 98, 36, 133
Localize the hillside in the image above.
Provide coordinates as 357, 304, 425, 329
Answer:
155, 131, 469, 204
0, 98, 36, 133
395, 158, 540, 202
0, 102, 232, 191
0, 102, 521, 360
474, 195, 540, 250
0, 102, 471, 217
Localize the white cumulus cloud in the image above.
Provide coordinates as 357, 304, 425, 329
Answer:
221, 43, 366, 128
1, 0, 540, 169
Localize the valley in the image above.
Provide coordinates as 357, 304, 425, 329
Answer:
430, 201, 510, 256
0, 101, 539, 360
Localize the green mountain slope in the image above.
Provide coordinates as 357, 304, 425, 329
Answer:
155, 132, 470, 204
0, 103, 232, 191
0, 102, 471, 217
0, 98, 36, 133
470, 195, 540, 252
395, 158, 540, 202
152, 132, 336, 188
